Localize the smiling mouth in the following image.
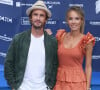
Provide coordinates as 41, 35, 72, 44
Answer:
71, 26, 77, 28
34, 21, 41, 25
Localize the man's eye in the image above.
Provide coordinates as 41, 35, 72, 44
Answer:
40, 14, 45, 17
33, 13, 38, 16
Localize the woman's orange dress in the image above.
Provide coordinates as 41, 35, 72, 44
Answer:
53, 30, 95, 90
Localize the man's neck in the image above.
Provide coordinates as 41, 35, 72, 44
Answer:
31, 27, 44, 38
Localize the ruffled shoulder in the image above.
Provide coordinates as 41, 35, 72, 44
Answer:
81, 32, 95, 48
56, 29, 66, 42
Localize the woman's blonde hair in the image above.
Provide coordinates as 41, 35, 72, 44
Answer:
66, 6, 85, 34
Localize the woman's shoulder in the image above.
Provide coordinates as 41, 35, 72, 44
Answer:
81, 32, 95, 48
56, 29, 66, 41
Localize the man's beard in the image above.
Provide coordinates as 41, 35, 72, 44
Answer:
31, 21, 44, 30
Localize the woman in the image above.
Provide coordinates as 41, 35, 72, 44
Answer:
54, 6, 95, 90
46, 6, 95, 90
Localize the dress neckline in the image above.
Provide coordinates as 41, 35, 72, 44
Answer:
62, 33, 85, 50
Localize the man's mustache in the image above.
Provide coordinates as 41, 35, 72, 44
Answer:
34, 20, 42, 23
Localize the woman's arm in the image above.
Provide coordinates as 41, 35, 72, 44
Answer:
85, 42, 93, 90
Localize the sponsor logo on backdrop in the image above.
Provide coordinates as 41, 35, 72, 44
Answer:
44, 1, 60, 5
90, 21, 100, 25
16, 1, 61, 8
16, 2, 32, 7
0, 34, 12, 42
62, 21, 66, 24
16, 2, 21, 7
0, 0, 13, 6
46, 19, 56, 25
0, 52, 6, 58
92, 55, 100, 59
44, 1, 61, 9
21, 17, 30, 25
95, 0, 100, 14
21, 17, 57, 25
95, 37, 100, 42
69, 4, 83, 7
0, 16, 12, 23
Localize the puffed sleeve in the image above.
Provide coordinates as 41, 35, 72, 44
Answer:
56, 29, 66, 43
81, 32, 95, 53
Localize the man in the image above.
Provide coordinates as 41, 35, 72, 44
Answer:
4, 0, 58, 90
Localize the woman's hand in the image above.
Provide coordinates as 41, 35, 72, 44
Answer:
45, 29, 53, 35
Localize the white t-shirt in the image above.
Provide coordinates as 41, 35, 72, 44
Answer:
19, 34, 47, 90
